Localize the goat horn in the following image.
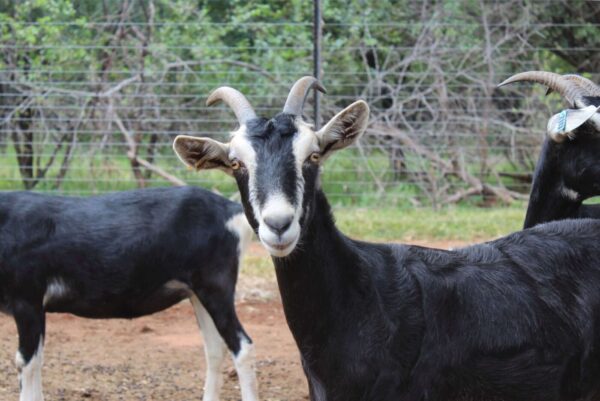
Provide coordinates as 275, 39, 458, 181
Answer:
498, 71, 588, 107
282, 76, 327, 116
562, 74, 600, 97
206, 87, 257, 125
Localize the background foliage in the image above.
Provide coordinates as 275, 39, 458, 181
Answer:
0, 0, 598, 207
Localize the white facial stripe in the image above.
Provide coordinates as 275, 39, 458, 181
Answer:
293, 118, 320, 207
18, 338, 44, 401
230, 127, 256, 167
295, 118, 325, 187
294, 119, 320, 163
229, 132, 262, 225
262, 192, 295, 219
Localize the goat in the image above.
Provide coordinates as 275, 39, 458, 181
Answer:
0, 186, 258, 401
173, 77, 600, 401
498, 71, 600, 228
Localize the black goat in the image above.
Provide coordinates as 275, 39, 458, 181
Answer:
174, 77, 600, 401
0, 186, 258, 401
498, 71, 600, 228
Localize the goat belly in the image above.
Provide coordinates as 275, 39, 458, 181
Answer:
44, 284, 190, 319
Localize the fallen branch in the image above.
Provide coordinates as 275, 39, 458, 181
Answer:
15, 74, 140, 100
369, 124, 520, 205
132, 155, 186, 186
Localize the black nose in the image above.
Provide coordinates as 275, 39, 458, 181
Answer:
264, 215, 293, 235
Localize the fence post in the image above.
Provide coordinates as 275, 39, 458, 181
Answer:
313, 0, 323, 129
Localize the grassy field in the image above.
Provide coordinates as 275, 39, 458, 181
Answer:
335, 204, 526, 242
0, 145, 522, 207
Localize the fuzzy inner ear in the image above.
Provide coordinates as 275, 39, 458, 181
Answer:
317, 100, 370, 156
173, 135, 232, 173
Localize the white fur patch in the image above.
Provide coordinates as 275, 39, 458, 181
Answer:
190, 296, 227, 401
230, 132, 262, 225
43, 278, 69, 307
225, 212, 254, 256
261, 193, 295, 221
233, 336, 259, 401
294, 119, 321, 193
258, 192, 300, 257
295, 120, 320, 163
18, 338, 44, 401
15, 350, 25, 370
561, 186, 580, 201
190, 296, 259, 401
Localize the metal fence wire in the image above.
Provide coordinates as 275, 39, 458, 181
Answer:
1, 1, 599, 206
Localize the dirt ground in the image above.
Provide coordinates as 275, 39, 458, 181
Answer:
0, 239, 464, 401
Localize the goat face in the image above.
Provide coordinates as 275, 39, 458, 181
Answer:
539, 95, 600, 201
173, 77, 369, 257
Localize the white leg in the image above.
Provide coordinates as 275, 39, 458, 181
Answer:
191, 296, 227, 401
233, 336, 259, 401
16, 338, 44, 401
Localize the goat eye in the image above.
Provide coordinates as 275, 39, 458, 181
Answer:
309, 152, 321, 163
230, 159, 242, 171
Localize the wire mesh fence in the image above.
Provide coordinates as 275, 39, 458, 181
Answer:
1, 1, 599, 206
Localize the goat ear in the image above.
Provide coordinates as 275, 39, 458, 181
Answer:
547, 105, 600, 142
316, 100, 369, 157
173, 135, 232, 174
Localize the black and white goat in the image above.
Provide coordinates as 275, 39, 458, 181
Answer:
498, 71, 600, 228
0, 186, 258, 401
174, 77, 600, 401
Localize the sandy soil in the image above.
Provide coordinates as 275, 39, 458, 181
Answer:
0, 239, 465, 401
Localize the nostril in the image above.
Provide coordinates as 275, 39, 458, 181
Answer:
264, 215, 293, 235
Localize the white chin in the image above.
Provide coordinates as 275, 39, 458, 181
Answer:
260, 236, 299, 257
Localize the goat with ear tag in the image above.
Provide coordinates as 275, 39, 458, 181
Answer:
500, 71, 600, 227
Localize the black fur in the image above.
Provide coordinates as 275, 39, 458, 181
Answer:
0, 186, 251, 385
247, 115, 300, 208
275, 191, 600, 401
233, 112, 600, 401
524, 101, 600, 228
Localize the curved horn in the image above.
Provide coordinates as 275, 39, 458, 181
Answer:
206, 87, 257, 125
498, 71, 588, 106
562, 74, 600, 97
282, 76, 327, 116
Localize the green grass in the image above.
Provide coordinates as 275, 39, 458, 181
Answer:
0, 145, 529, 208
241, 253, 276, 279
334, 205, 526, 243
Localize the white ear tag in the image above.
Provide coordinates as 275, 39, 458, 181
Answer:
547, 105, 600, 142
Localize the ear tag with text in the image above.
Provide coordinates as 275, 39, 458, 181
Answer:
546, 105, 600, 142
